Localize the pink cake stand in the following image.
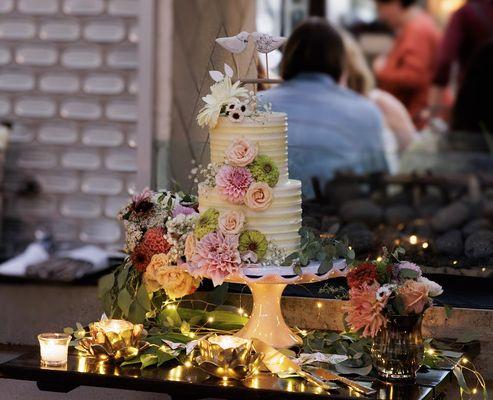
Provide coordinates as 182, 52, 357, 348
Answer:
224, 260, 347, 348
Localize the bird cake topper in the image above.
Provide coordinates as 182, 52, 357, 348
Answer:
215, 31, 286, 81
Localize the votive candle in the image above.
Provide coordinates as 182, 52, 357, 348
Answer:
38, 333, 71, 367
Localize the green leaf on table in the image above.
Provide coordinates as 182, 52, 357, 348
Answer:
157, 348, 175, 367
117, 288, 133, 316
160, 307, 182, 327
177, 307, 206, 323
455, 332, 479, 343
102, 292, 114, 317
63, 327, 74, 335
453, 366, 471, 394
120, 356, 142, 367
98, 273, 115, 298
75, 322, 83, 331
293, 264, 303, 276
282, 252, 299, 266
180, 321, 190, 335
206, 310, 248, 329
140, 353, 158, 369
136, 284, 152, 311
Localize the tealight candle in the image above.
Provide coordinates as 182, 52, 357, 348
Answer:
98, 319, 133, 334
207, 335, 249, 349
38, 333, 71, 367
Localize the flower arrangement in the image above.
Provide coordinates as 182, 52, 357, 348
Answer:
98, 189, 204, 324
344, 249, 443, 338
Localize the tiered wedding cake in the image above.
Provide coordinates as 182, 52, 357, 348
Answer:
186, 64, 302, 286
199, 113, 302, 256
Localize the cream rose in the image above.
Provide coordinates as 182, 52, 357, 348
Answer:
244, 182, 274, 211
218, 210, 245, 235
184, 234, 197, 261
156, 264, 200, 300
143, 254, 200, 299
143, 253, 171, 293
225, 138, 258, 167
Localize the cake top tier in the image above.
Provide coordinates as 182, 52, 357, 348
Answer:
214, 111, 287, 128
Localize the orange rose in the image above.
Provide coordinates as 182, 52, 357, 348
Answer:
225, 138, 258, 167
244, 182, 273, 211
399, 280, 430, 315
143, 254, 200, 299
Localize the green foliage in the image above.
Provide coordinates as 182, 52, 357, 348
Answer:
283, 227, 355, 275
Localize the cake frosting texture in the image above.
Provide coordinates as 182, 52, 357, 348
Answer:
198, 112, 302, 257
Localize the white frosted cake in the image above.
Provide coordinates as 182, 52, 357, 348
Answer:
199, 113, 302, 256
186, 65, 301, 283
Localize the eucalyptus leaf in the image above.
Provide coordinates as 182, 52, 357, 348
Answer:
117, 265, 130, 289
136, 284, 152, 311
117, 288, 133, 316
318, 258, 333, 274
98, 273, 115, 298
128, 300, 146, 324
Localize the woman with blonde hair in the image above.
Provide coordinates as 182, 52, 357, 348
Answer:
341, 31, 417, 160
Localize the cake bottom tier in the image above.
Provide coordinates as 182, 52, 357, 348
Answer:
198, 179, 302, 256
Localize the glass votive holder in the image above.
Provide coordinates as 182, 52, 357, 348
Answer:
38, 333, 71, 367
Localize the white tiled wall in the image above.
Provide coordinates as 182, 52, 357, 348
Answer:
0, 0, 141, 251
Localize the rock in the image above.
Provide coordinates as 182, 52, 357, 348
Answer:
431, 202, 471, 232
464, 230, 493, 259
339, 199, 383, 226
320, 216, 340, 234
323, 182, 363, 206
342, 229, 375, 254
435, 230, 463, 257
303, 216, 320, 230
385, 205, 415, 225
462, 218, 492, 237
338, 222, 369, 236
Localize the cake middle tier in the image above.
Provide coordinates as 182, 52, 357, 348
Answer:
210, 113, 289, 184
198, 179, 302, 256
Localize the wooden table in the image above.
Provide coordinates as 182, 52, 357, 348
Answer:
0, 346, 459, 400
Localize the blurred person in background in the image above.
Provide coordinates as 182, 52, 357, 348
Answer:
373, 0, 441, 129
259, 17, 387, 199
341, 30, 417, 173
429, 0, 493, 119
450, 41, 493, 139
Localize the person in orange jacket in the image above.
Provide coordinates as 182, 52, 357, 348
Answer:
373, 0, 442, 129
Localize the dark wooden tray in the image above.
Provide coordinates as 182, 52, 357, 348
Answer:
0, 346, 458, 400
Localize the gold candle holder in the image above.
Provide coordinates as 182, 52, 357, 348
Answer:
38, 333, 71, 367
77, 319, 148, 363
195, 335, 263, 380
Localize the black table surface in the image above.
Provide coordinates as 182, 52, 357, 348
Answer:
0, 346, 457, 400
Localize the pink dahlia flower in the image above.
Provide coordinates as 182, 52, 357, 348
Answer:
190, 232, 242, 286
343, 282, 388, 338
215, 165, 253, 204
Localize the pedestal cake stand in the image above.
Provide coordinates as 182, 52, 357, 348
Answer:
224, 260, 347, 348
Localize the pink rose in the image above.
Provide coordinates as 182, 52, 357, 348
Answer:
184, 234, 197, 262
399, 280, 430, 315
218, 210, 245, 235
244, 182, 273, 211
225, 138, 258, 167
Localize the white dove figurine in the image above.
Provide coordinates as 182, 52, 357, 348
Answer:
215, 31, 250, 54
250, 32, 286, 53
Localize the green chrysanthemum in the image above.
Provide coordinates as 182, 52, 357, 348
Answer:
194, 208, 219, 240
248, 155, 279, 187
239, 230, 268, 259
